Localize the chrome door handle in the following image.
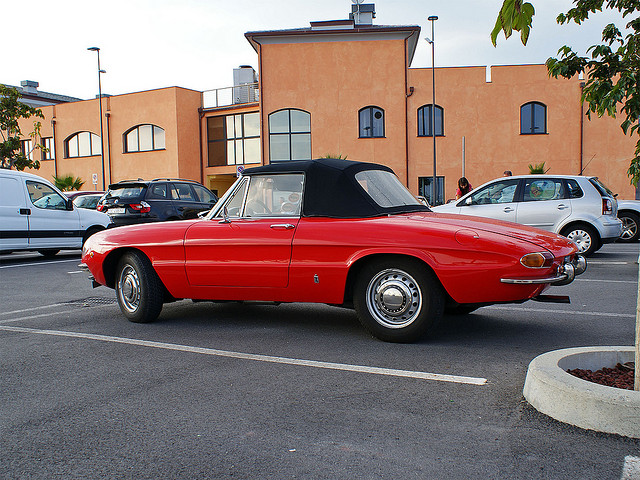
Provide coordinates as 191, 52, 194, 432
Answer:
557, 204, 568, 210
503, 207, 514, 213
270, 223, 295, 230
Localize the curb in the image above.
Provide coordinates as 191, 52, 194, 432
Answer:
523, 346, 640, 438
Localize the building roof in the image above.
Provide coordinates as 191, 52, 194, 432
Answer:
245, 20, 421, 66
2, 81, 82, 107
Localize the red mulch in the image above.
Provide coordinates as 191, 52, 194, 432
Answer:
567, 362, 635, 390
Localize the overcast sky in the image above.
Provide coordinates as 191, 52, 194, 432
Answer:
3, 0, 628, 100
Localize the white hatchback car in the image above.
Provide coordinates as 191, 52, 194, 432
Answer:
0, 169, 111, 256
432, 175, 623, 256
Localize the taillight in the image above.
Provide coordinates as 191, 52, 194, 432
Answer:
96, 204, 104, 212
129, 201, 151, 213
602, 197, 613, 215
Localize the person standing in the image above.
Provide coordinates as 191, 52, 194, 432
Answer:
456, 177, 473, 199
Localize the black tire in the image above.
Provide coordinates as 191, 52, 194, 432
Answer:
618, 211, 640, 243
561, 224, 599, 257
38, 249, 60, 257
353, 258, 444, 342
115, 251, 164, 323
82, 226, 103, 246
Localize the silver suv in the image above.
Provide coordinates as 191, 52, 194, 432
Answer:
432, 175, 623, 256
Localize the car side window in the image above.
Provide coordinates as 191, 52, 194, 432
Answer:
216, 177, 248, 218
148, 183, 169, 199
244, 174, 304, 217
566, 179, 584, 199
192, 185, 216, 204
171, 183, 196, 201
523, 179, 564, 202
467, 179, 519, 205
26, 181, 68, 210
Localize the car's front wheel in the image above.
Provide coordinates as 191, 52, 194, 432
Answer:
562, 224, 599, 256
354, 258, 444, 342
618, 211, 640, 242
115, 251, 164, 323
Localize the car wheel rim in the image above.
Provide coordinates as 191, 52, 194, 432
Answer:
566, 229, 592, 253
118, 265, 141, 313
366, 268, 422, 329
621, 217, 637, 240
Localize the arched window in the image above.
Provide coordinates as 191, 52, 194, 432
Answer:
417, 104, 444, 137
268, 109, 311, 162
520, 102, 547, 134
124, 124, 165, 152
359, 106, 385, 138
65, 132, 101, 158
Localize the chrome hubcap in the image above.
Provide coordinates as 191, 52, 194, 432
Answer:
118, 265, 140, 313
621, 217, 638, 240
366, 269, 422, 329
566, 229, 592, 253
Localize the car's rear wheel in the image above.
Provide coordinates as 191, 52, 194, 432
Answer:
38, 249, 60, 257
115, 251, 164, 323
618, 211, 640, 242
354, 258, 444, 342
562, 224, 599, 256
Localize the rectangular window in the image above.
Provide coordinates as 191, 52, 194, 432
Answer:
419, 176, 445, 206
42, 137, 55, 160
138, 125, 153, 151
21, 139, 34, 160
207, 112, 260, 167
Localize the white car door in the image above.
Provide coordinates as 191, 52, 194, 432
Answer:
515, 178, 571, 232
0, 174, 29, 250
455, 178, 520, 223
25, 180, 82, 249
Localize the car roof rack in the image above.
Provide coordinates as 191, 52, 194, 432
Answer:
150, 178, 196, 182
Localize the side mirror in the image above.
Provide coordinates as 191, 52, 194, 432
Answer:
464, 197, 473, 206
66, 199, 74, 211
218, 205, 231, 224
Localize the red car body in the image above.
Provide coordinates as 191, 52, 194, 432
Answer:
82, 159, 585, 342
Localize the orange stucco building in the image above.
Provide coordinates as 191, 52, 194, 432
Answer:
14, 8, 637, 202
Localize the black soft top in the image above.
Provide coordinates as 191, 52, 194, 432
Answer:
243, 158, 430, 218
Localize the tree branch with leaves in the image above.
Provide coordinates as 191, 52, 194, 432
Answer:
0, 84, 46, 170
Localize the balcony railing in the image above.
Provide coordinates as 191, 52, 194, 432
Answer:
202, 82, 260, 109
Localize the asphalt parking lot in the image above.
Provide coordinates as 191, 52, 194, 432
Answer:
1, 244, 640, 479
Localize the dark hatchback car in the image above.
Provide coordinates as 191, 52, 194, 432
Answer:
98, 178, 218, 227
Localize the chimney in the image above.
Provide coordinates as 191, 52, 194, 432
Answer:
20, 80, 39, 94
349, 3, 376, 25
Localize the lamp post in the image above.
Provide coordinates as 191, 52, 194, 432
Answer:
87, 46, 106, 190
427, 15, 438, 205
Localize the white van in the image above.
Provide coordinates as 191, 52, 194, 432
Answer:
0, 169, 111, 256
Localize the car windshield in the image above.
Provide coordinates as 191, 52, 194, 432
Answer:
355, 170, 421, 208
590, 177, 615, 197
106, 186, 145, 200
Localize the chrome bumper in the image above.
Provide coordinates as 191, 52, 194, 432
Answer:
501, 255, 587, 286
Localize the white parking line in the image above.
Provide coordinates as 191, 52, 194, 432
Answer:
0, 310, 80, 324
486, 305, 635, 318
0, 259, 80, 269
621, 456, 640, 480
0, 325, 487, 386
575, 278, 637, 284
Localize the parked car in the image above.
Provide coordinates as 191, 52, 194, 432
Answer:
97, 178, 218, 226
616, 199, 640, 242
72, 193, 105, 210
64, 190, 105, 201
432, 175, 623, 256
81, 159, 586, 342
0, 169, 111, 257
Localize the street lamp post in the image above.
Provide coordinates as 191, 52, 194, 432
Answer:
428, 15, 438, 205
87, 47, 106, 190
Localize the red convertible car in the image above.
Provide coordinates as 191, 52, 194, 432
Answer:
81, 159, 586, 342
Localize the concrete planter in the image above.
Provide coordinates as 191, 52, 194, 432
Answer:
523, 346, 640, 438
